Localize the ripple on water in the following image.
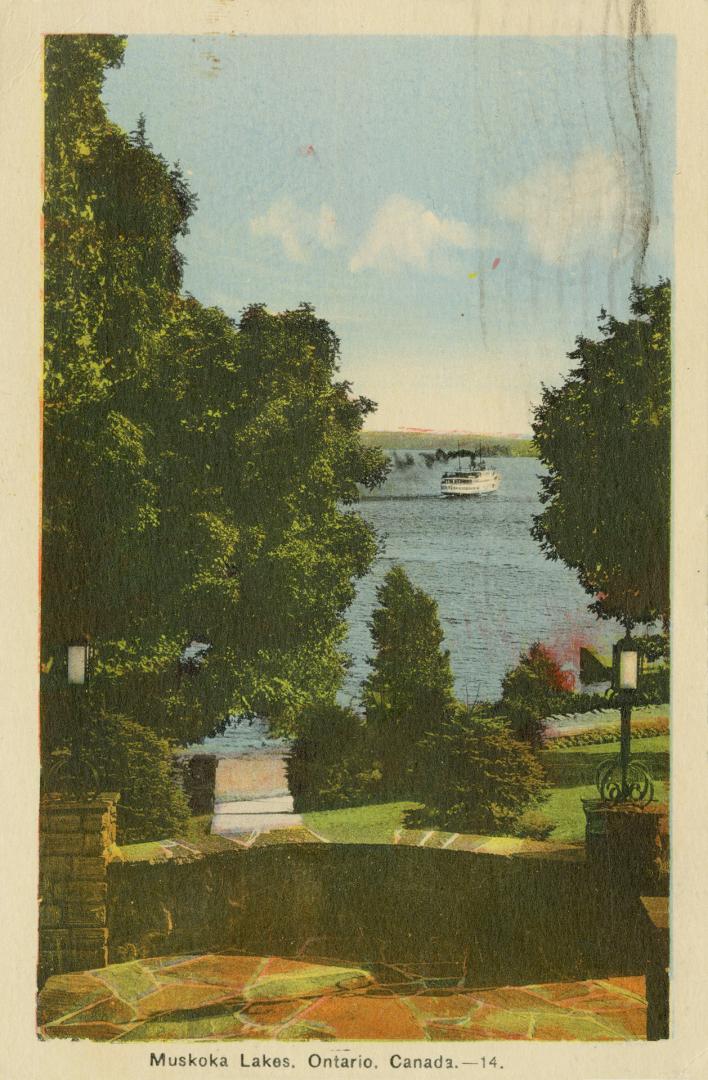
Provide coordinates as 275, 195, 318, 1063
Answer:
342, 456, 621, 704
186, 457, 623, 755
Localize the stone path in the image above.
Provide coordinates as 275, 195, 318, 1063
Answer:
38, 953, 647, 1042
212, 795, 303, 837
209, 752, 304, 839
115, 825, 584, 863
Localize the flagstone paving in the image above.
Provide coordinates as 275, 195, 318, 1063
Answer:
116, 825, 584, 863
39, 953, 647, 1042
212, 795, 304, 838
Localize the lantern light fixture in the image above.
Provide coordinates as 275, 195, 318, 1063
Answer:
67, 640, 91, 686
612, 633, 643, 692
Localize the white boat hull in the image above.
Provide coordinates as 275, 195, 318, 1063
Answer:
440, 470, 500, 497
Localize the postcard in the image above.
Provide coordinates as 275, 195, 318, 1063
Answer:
1, 2, 706, 1078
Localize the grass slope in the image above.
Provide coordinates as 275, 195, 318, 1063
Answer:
303, 802, 418, 844
301, 735, 669, 846
545, 782, 669, 843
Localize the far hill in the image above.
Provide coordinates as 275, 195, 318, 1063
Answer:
360, 431, 537, 457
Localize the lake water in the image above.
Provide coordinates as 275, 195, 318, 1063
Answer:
189, 454, 623, 757
340, 453, 622, 706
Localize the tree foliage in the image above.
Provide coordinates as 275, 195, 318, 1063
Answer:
361, 565, 456, 794
532, 282, 671, 627
287, 704, 383, 812
289, 575, 554, 833
405, 709, 548, 835
42, 35, 387, 832
48, 712, 191, 843
499, 642, 575, 748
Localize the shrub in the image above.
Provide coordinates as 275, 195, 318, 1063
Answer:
405, 709, 548, 835
643, 667, 670, 704
499, 642, 576, 748
287, 704, 383, 812
513, 809, 555, 840
45, 712, 190, 844
547, 716, 669, 749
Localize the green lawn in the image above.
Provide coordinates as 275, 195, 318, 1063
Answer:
303, 802, 419, 844
301, 741, 670, 849
303, 785, 669, 847
538, 735, 669, 840
541, 735, 669, 790
544, 781, 669, 842
175, 735, 669, 850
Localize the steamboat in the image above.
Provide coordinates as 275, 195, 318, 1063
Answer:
440, 448, 500, 497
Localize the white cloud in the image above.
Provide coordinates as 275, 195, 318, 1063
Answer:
250, 197, 340, 263
350, 195, 484, 273
496, 148, 644, 264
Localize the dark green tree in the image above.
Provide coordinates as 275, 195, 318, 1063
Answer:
405, 709, 548, 835
532, 282, 670, 628
287, 704, 383, 812
362, 565, 455, 793
41, 35, 387, 836
44, 714, 191, 843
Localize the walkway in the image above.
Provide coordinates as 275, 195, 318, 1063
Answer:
38, 953, 647, 1042
115, 823, 583, 863
210, 750, 303, 839
212, 794, 303, 837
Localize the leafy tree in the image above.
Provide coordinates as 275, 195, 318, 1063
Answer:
287, 704, 383, 812
43, 34, 192, 650
41, 35, 387, 834
46, 714, 191, 844
532, 282, 670, 627
362, 566, 455, 793
405, 709, 548, 835
499, 642, 575, 748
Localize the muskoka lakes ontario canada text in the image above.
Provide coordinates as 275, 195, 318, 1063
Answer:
149, 1051, 464, 1070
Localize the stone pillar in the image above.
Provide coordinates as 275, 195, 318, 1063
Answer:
178, 754, 218, 814
640, 896, 669, 1040
583, 799, 669, 895
38, 792, 119, 986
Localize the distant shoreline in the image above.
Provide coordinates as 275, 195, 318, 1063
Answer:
359, 431, 537, 457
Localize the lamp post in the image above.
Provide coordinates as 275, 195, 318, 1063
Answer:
595, 629, 654, 805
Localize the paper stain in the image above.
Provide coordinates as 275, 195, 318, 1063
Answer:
469, 258, 499, 280
626, 0, 654, 286
203, 49, 221, 77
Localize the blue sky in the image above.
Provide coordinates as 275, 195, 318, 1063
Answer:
103, 35, 674, 434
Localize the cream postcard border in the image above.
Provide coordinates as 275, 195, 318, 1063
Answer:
1, 2, 706, 1077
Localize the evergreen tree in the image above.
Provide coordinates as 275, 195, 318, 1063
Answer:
499, 642, 575, 748
362, 566, 455, 793
406, 709, 548, 835
287, 704, 383, 812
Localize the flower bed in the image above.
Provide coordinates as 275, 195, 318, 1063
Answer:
548, 715, 668, 749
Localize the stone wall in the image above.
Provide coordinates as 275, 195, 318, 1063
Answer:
107, 844, 648, 989
38, 792, 119, 986
38, 796, 663, 992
